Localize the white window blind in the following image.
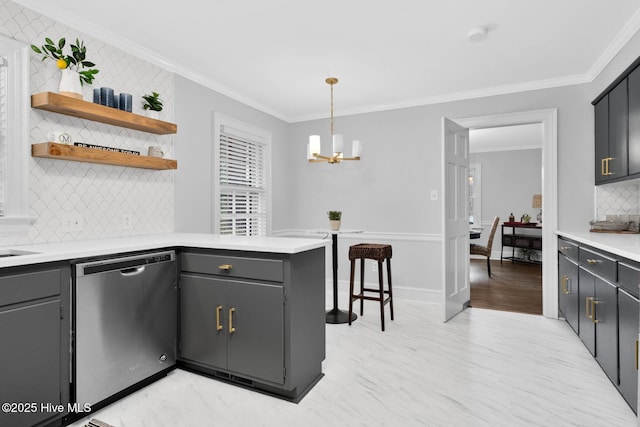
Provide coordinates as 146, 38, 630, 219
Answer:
218, 124, 268, 236
0, 57, 7, 214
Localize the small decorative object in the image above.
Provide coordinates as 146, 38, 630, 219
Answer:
100, 87, 114, 107
328, 210, 342, 231
521, 214, 531, 224
148, 146, 164, 158
508, 212, 515, 222
31, 37, 99, 99
119, 93, 133, 112
47, 131, 73, 144
73, 142, 140, 155
532, 194, 542, 224
142, 92, 163, 119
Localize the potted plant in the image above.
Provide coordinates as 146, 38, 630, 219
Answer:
31, 37, 99, 99
327, 210, 342, 231
142, 92, 163, 119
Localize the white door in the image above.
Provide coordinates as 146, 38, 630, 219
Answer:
441, 118, 470, 322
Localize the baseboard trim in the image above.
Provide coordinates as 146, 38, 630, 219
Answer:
331, 280, 441, 305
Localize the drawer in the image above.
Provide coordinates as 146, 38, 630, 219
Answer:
0, 269, 61, 307
180, 252, 284, 283
619, 262, 640, 298
558, 237, 578, 262
579, 247, 617, 283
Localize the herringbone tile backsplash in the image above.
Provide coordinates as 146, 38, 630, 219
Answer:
0, 0, 174, 245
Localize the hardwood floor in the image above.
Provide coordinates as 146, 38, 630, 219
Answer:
470, 258, 542, 315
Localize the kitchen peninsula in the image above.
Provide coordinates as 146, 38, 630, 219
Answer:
0, 233, 328, 427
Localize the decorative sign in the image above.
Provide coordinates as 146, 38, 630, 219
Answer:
74, 142, 140, 155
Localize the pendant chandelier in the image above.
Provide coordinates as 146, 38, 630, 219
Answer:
307, 77, 361, 164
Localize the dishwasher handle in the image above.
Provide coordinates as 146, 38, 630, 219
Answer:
120, 266, 146, 276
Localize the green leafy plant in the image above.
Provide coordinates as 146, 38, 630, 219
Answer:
327, 210, 342, 220
30, 37, 99, 85
142, 92, 164, 111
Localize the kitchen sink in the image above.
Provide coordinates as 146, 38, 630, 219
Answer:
0, 249, 40, 257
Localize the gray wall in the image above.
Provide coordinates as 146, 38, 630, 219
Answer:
471, 148, 543, 224
174, 75, 291, 233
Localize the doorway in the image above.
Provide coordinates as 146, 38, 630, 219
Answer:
468, 124, 543, 314
443, 109, 558, 320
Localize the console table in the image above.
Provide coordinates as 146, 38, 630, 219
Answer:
500, 222, 542, 264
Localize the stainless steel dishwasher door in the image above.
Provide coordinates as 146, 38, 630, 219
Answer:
74, 251, 177, 407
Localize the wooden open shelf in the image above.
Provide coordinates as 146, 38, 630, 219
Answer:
32, 143, 177, 170
31, 92, 177, 135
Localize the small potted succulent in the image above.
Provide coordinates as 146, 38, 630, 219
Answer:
327, 210, 342, 231
142, 92, 163, 118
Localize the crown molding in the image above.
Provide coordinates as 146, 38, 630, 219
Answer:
15, 0, 640, 124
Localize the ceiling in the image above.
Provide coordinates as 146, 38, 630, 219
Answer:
13, 0, 640, 122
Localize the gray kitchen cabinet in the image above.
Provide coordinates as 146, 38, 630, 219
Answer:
180, 274, 285, 385
578, 267, 618, 384
618, 288, 639, 413
178, 248, 325, 402
558, 253, 579, 334
0, 264, 70, 427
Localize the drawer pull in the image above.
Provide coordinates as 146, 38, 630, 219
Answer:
586, 297, 594, 321
561, 275, 571, 295
218, 264, 233, 271
229, 307, 236, 334
586, 259, 600, 265
215, 305, 223, 331
560, 246, 571, 251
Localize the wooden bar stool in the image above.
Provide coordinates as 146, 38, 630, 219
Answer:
348, 243, 394, 331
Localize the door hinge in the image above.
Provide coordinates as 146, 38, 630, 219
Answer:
283, 292, 287, 305
283, 367, 286, 379
60, 304, 64, 319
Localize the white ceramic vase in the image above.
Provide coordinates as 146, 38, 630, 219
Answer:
58, 68, 82, 99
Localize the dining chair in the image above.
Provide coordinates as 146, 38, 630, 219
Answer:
470, 216, 500, 277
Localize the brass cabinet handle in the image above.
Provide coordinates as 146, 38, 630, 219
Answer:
586, 297, 593, 320
229, 307, 236, 333
215, 305, 223, 331
586, 259, 600, 265
591, 299, 600, 324
606, 157, 614, 176
561, 275, 571, 295
601, 158, 606, 176
219, 264, 233, 271
560, 246, 571, 251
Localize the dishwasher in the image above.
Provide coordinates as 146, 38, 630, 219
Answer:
73, 250, 177, 408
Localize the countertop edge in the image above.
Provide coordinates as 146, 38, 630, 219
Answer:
557, 230, 640, 263
0, 233, 331, 268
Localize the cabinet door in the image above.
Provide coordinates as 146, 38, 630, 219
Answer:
0, 300, 61, 427
227, 280, 284, 385
578, 268, 596, 355
179, 274, 227, 369
608, 79, 629, 180
595, 95, 610, 184
594, 276, 618, 384
629, 66, 640, 176
618, 289, 639, 413
558, 255, 579, 334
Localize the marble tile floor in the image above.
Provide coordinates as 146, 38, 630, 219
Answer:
69, 301, 637, 427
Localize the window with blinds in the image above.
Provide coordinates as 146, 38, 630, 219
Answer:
217, 122, 269, 236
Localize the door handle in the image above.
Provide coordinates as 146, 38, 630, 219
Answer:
601, 158, 606, 176
604, 157, 614, 176
120, 266, 146, 276
215, 305, 223, 331
229, 307, 236, 334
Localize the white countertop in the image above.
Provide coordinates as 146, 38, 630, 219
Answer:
557, 230, 640, 262
0, 233, 330, 268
